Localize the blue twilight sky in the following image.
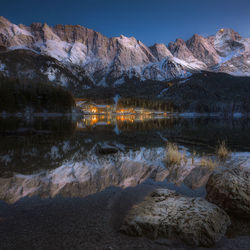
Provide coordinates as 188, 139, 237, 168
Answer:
1, 0, 250, 45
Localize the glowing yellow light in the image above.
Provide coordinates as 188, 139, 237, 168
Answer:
220, 28, 224, 33
91, 108, 97, 113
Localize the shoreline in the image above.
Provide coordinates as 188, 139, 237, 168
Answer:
0, 183, 249, 250
0, 111, 249, 119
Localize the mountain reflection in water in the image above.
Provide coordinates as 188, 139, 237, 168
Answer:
0, 115, 250, 203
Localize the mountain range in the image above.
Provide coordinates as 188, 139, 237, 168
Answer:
0, 16, 249, 94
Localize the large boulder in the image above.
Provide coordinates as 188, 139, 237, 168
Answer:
120, 188, 230, 247
206, 166, 250, 217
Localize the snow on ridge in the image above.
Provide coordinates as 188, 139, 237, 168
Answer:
229, 71, 250, 77
34, 40, 90, 65
38, 40, 72, 62
12, 24, 33, 37
219, 50, 241, 64
0, 22, 33, 37
60, 75, 69, 87
157, 88, 169, 98
114, 77, 125, 86
0, 62, 9, 76
9, 45, 30, 50
172, 57, 204, 71
97, 77, 108, 87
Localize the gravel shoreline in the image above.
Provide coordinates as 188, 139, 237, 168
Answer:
0, 183, 249, 250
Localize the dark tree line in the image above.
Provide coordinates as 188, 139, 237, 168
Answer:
0, 76, 75, 113
117, 97, 177, 112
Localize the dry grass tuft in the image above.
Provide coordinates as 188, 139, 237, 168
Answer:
191, 151, 196, 165
165, 143, 185, 166
200, 158, 217, 170
182, 151, 188, 165
216, 141, 231, 160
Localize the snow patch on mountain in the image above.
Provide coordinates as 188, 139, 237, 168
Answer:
172, 57, 204, 71
36, 40, 72, 62
43, 66, 58, 81
114, 77, 125, 86
97, 77, 108, 87
0, 63, 6, 71
68, 42, 88, 64
219, 50, 240, 64
60, 75, 68, 87
0, 20, 33, 38
13, 25, 33, 37
0, 62, 9, 76
158, 88, 169, 98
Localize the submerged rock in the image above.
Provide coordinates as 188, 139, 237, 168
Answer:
206, 166, 250, 217
120, 188, 230, 247
96, 143, 119, 154
184, 166, 212, 189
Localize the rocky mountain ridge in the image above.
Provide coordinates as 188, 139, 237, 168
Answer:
0, 16, 249, 91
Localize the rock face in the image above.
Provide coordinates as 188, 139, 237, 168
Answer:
206, 166, 250, 217
120, 188, 231, 247
149, 43, 172, 61
186, 34, 220, 66
0, 16, 250, 90
168, 38, 204, 66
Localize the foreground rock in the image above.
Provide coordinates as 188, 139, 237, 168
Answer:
206, 166, 250, 217
120, 189, 230, 247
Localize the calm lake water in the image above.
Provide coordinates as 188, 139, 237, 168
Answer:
0, 115, 249, 187
0, 115, 250, 249
0, 115, 250, 173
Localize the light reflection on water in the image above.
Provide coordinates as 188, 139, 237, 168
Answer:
77, 114, 165, 128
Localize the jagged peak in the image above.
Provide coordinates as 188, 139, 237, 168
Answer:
0, 16, 11, 25
149, 43, 172, 60
43, 23, 50, 29
187, 34, 206, 43
168, 38, 189, 51
118, 34, 137, 41
215, 28, 241, 41
168, 39, 188, 51
149, 43, 169, 52
150, 43, 167, 47
115, 35, 139, 47
175, 38, 186, 44
30, 22, 43, 29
